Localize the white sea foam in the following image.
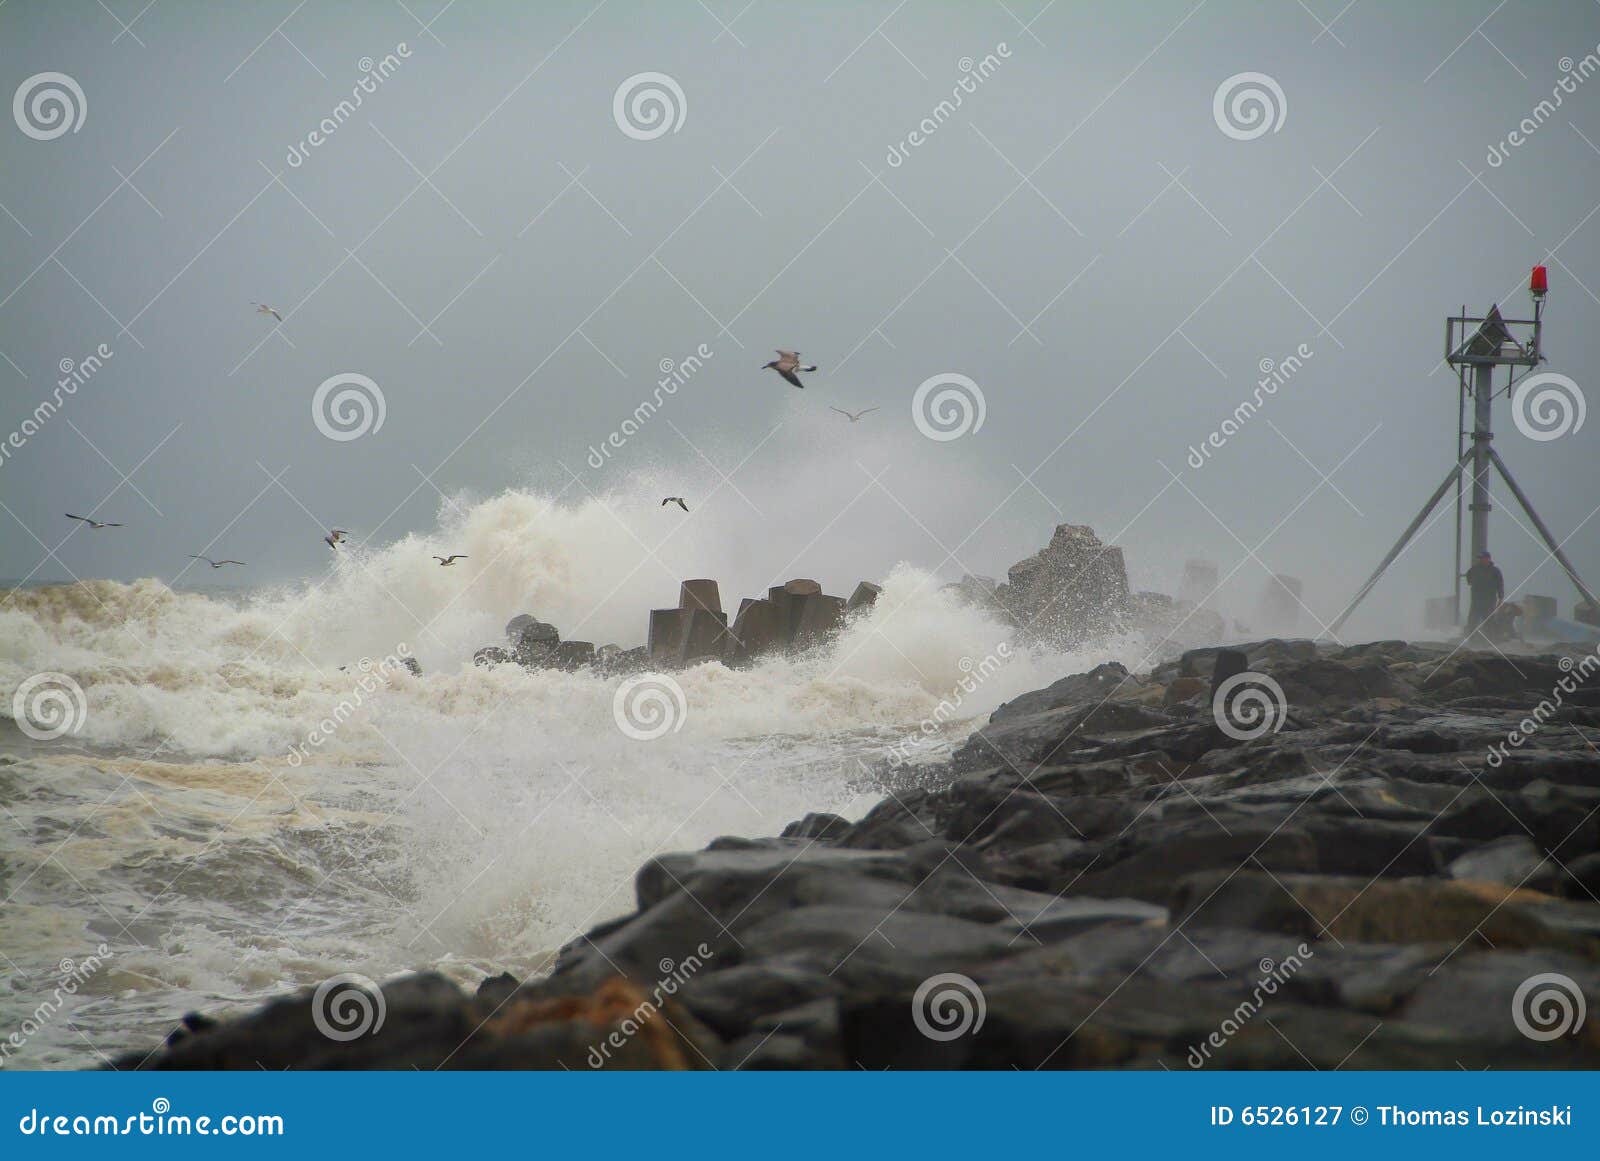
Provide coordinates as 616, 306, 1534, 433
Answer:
0, 482, 1138, 1066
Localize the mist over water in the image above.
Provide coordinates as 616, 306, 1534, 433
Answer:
0, 456, 1146, 1068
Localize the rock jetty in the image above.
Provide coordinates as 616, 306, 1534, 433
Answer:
124, 637, 1600, 1069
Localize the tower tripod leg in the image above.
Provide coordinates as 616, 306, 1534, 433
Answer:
1487, 447, 1600, 613
1328, 451, 1471, 636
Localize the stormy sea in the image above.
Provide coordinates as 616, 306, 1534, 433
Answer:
0, 485, 1144, 1069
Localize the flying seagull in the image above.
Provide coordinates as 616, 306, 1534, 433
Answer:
325, 529, 351, 551
433, 554, 468, 566
253, 302, 283, 323
188, 555, 245, 569
762, 350, 816, 389
661, 497, 689, 512
830, 406, 879, 423
66, 513, 122, 529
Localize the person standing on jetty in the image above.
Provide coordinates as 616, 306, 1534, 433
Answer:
1465, 550, 1506, 636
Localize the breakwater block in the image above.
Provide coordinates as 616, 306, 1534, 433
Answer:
1523, 595, 1557, 628
678, 608, 729, 665
679, 579, 722, 615
847, 581, 882, 611
793, 593, 846, 648
648, 608, 687, 662
728, 598, 781, 666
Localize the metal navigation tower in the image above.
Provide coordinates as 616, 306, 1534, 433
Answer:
1329, 265, 1598, 635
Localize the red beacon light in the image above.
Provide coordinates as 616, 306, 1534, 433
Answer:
1530, 264, 1548, 299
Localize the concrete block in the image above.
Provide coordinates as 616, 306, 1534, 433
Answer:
1424, 595, 1459, 631
1258, 574, 1303, 634
648, 608, 687, 664
678, 579, 722, 615
678, 608, 728, 665
847, 581, 882, 611
554, 641, 595, 670
1522, 595, 1557, 628
729, 598, 781, 665
793, 593, 846, 648
1180, 559, 1219, 605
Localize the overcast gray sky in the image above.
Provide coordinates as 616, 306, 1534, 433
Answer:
3, 0, 1599, 639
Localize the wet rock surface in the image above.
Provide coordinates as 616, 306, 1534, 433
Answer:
123, 638, 1600, 1070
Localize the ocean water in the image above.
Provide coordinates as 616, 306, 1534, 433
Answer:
0, 488, 1140, 1069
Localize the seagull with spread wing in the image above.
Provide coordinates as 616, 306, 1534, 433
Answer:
433, 554, 468, 566
253, 302, 283, 323
188, 555, 245, 569
830, 406, 879, 423
66, 513, 122, 530
762, 350, 816, 389
661, 497, 689, 512
325, 529, 351, 550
